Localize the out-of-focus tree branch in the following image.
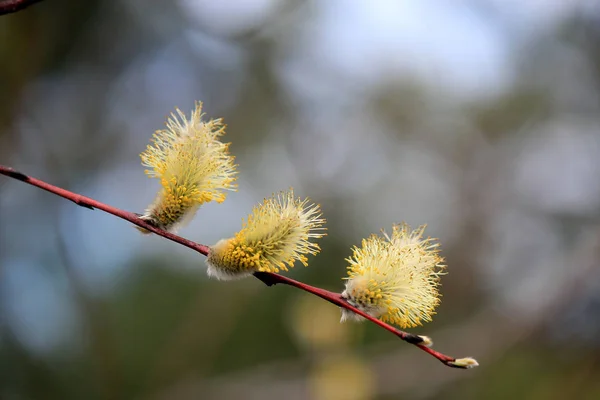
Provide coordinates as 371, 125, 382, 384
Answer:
0, 0, 45, 15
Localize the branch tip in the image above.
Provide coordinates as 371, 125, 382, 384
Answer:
448, 357, 479, 369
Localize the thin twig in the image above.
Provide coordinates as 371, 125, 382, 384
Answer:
0, 0, 45, 15
0, 165, 210, 255
0, 164, 467, 368
252, 272, 456, 365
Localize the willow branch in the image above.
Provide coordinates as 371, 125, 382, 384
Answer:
0, 0, 45, 15
0, 164, 468, 368
0, 165, 210, 255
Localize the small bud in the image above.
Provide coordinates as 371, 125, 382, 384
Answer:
449, 357, 479, 369
417, 335, 433, 347
206, 189, 326, 280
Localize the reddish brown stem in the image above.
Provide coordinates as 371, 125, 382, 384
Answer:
0, 0, 45, 15
0, 165, 210, 255
253, 272, 457, 366
0, 164, 466, 368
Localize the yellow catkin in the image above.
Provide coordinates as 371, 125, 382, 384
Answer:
341, 223, 446, 328
138, 102, 237, 232
206, 189, 326, 280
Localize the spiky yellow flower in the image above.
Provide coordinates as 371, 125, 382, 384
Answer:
206, 189, 326, 280
139, 102, 237, 232
341, 223, 446, 328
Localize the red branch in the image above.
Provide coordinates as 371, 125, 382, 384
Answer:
0, 0, 45, 15
0, 164, 466, 368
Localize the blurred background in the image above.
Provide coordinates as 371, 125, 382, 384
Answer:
1, 0, 600, 399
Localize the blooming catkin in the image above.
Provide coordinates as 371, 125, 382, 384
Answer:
206, 189, 326, 280
139, 102, 237, 232
341, 223, 446, 328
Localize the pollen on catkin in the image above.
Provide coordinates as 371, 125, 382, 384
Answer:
138, 102, 237, 232
340, 223, 446, 329
205, 189, 326, 280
